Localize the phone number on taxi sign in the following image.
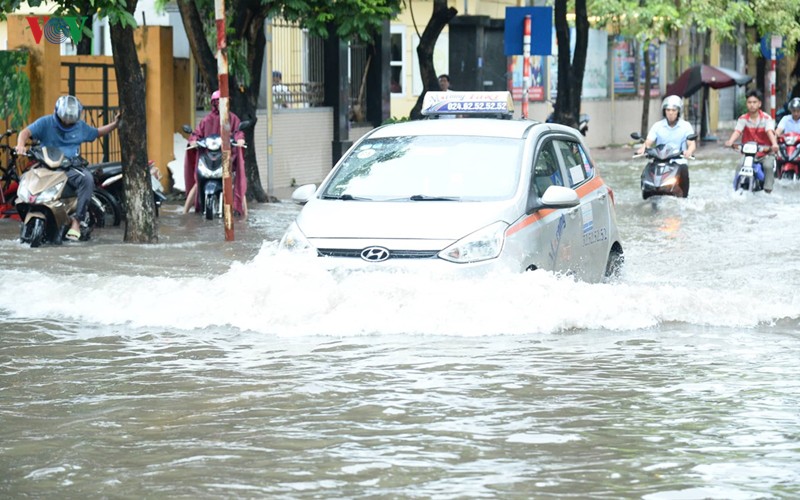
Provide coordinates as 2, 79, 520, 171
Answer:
444, 102, 509, 111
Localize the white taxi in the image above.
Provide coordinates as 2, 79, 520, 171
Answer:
280, 91, 623, 282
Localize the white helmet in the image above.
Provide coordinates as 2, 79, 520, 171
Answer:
54, 95, 82, 127
662, 95, 682, 118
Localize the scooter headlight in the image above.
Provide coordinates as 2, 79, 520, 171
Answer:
741, 142, 758, 155
31, 183, 64, 203
784, 135, 798, 146
198, 158, 222, 179
439, 221, 507, 263
279, 221, 314, 252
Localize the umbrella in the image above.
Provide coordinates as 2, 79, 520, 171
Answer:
666, 64, 753, 98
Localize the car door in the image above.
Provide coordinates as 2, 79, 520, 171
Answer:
516, 136, 582, 274
552, 137, 611, 280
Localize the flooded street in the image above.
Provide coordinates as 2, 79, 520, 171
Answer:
2, 144, 799, 498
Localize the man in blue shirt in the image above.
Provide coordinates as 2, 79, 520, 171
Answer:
776, 97, 800, 136
15, 95, 120, 240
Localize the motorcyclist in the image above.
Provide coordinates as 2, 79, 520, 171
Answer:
775, 97, 800, 136
724, 89, 779, 193
636, 95, 696, 195
14, 95, 120, 240
182, 90, 247, 217
636, 95, 697, 158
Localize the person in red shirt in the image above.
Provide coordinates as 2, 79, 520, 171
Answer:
725, 89, 779, 193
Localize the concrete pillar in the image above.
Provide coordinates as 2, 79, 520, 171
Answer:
324, 31, 351, 166
135, 25, 174, 188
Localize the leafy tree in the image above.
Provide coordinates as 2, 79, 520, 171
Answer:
0, 50, 30, 129
168, 0, 401, 203
551, 0, 588, 130
0, 0, 156, 243
591, 0, 682, 135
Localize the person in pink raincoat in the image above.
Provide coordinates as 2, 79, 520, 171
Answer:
183, 90, 248, 216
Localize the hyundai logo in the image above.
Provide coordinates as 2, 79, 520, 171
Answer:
360, 246, 391, 262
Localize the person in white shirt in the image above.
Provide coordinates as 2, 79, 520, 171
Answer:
636, 95, 696, 158
272, 70, 290, 108
776, 97, 800, 136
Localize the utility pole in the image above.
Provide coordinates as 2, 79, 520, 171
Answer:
215, 0, 234, 240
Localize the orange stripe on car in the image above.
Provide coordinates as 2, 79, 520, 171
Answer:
507, 176, 607, 236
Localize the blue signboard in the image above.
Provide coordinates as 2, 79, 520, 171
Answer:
504, 7, 553, 56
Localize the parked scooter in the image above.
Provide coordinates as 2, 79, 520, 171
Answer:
15, 145, 105, 247
733, 141, 770, 193
776, 132, 800, 180
631, 132, 696, 199
546, 104, 589, 136
87, 159, 166, 221
182, 122, 249, 220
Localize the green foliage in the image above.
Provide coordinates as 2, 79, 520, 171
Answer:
0, 50, 30, 129
381, 116, 409, 125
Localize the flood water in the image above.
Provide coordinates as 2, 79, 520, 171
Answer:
2, 145, 799, 498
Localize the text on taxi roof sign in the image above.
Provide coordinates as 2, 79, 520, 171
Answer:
421, 91, 515, 116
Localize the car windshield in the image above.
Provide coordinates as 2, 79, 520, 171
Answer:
322, 135, 523, 201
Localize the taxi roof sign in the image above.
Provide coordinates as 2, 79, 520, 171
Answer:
421, 91, 514, 117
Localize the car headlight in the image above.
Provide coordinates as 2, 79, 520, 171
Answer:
198, 158, 222, 179
279, 221, 314, 251
439, 221, 507, 263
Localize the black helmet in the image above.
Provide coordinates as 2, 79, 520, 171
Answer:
788, 97, 800, 112
54, 95, 82, 127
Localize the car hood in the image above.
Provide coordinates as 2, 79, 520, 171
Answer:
296, 199, 517, 240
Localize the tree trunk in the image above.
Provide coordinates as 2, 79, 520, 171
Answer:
553, 0, 587, 129
641, 40, 652, 137
176, 0, 218, 90
232, 0, 268, 203
408, 0, 457, 120
109, 0, 157, 243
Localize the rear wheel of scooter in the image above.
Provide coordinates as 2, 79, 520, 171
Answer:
92, 188, 122, 227
205, 193, 214, 220
29, 218, 44, 248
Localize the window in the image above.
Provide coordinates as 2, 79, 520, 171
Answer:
390, 26, 405, 95
532, 141, 564, 198
553, 139, 594, 187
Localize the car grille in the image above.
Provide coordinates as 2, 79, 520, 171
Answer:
317, 249, 439, 259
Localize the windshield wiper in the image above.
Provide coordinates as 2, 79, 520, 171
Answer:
408, 194, 461, 201
322, 193, 372, 201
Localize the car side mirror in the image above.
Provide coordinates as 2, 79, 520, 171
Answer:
291, 184, 317, 205
540, 185, 580, 209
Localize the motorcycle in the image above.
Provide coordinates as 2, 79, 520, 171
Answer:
776, 132, 800, 180
733, 141, 770, 193
631, 132, 696, 199
15, 145, 106, 247
87, 159, 166, 222
546, 105, 589, 136
182, 122, 250, 220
